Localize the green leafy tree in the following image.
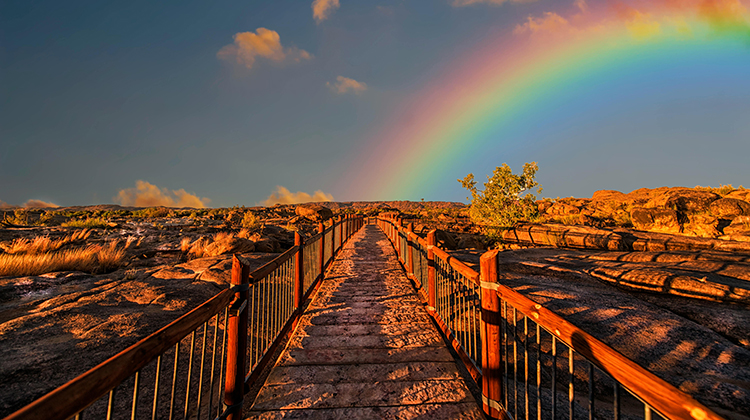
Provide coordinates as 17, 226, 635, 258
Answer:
459, 162, 542, 238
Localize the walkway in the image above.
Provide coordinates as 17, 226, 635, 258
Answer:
246, 224, 483, 419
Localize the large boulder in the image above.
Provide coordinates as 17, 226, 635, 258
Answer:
456, 234, 484, 250
536, 200, 553, 214
682, 213, 720, 238
724, 216, 750, 235
709, 198, 750, 219
624, 187, 671, 207
630, 208, 681, 234
434, 229, 458, 250
645, 188, 720, 213
547, 202, 581, 216
591, 190, 628, 203
725, 190, 750, 202
253, 238, 279, 253
295, 204, 333, 221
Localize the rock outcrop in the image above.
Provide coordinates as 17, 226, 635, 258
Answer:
295, 204, 333, 221
630, 207, 681, 234
540, 187, 750, 240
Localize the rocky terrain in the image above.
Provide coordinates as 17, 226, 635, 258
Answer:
1, 187, 749, 418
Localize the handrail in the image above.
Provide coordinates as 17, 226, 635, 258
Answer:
481, 260, 719, 420
4, 215, 366, 420
3, 288, 235, 420
246, 245, 299, 282
375, 215, 723, 420
431, 246, 480, 285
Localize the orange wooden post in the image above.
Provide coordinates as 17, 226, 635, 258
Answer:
338, 216, 343, 251
331, 218, 337, 259
318, 222, 325, 280
394, 220, 401, 257
225, 256, 249, 420
480, 250, 509, 420
427, 230, 437, 312
407, 223, 415, 277
294, 232, 304, 311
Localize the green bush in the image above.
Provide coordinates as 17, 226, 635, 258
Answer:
241, 212, 262, 231
459, 162, 542, 239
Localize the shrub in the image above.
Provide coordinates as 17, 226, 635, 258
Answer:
459, 162, 542, 239
132, 207, 170, 219
242, 212, 262, 231
61, 218, 110, 229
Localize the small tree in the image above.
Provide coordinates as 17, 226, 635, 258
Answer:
459, 162, 542, 239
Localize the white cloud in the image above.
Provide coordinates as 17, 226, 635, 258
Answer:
115, 180, 210, 208
327, 76, 368, 95
217, 28, 311, 70
262, 186, 334, 206
452, 0, 539, 7
24, 199, 59, 208
312, 0, 340, 23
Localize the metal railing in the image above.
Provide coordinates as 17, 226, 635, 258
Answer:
5, 215, 365, 420
376, 215, 723, 420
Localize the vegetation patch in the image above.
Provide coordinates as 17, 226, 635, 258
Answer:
0, 239, 134, 277
459, 162, 542, 239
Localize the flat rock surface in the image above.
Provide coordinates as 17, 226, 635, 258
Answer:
247, 225, 482, 419
491, 249, 750, 418
0, 253, 278, 417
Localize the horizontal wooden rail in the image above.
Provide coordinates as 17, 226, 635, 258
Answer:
483, 266, 720, 420
246, 245, 299, 282
4, 288, 235, 420
431, 247, 480, 285
376, 216, 723, 420
307, 231, 323, 243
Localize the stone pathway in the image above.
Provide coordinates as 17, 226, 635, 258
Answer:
246, 224, 483, 419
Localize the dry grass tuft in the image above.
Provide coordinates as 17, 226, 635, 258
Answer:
182, 236, 211, 259
695, 184, 746, 197
0, 230, 93, 255
0, 239, 132, 277
181, 231, 252, 260
61, 218, 110, 229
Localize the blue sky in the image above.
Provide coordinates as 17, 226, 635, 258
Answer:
2, 0, 749, 207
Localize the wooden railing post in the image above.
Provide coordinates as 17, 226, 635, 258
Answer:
336, 216, 342, 251
407, 223, 415, 277
480, 250, 509, 420
294, 232, 304, 312
394, 221, 401, 257
318, 222, 325, 279
225, 256, 250, 420
427, 230, 437, 311
331, 219, 336, 259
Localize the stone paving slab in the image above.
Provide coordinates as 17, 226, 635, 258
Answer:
246, 402, 483, 420
250, 379, 476, 410
278, 346, 455, 366
247, 224, 483, 419
286, 330, 444, 349
264, 362, 463, 385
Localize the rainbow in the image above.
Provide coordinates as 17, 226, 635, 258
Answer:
341, 0, 750, 200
